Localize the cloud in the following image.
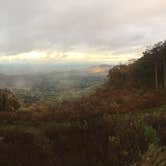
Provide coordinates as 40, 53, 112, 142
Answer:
0, 0, 166, 62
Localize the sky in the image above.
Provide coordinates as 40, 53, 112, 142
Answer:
0, 0, 166, 64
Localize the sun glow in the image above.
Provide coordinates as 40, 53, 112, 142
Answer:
0, 50, 141, 64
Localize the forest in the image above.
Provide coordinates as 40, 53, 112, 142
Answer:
0, 41, 166, 166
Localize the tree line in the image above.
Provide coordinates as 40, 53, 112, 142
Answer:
108, 40, 166, 89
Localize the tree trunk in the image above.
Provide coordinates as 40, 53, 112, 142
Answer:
163, 56, 166, 88
155, 62, 158, 89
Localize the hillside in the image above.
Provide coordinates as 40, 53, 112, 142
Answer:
0, 41, 166, 166
87, 64, 112, 75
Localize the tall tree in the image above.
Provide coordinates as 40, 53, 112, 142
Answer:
160, 41, 166, 88
163, 54, 166, 88
154, 62, 158, 89
143, 42, 163, 89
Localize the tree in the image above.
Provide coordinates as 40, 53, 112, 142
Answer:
0, 89, 20, 111
160, 41, 166, 88
143, 42, 163, 89
108, 40, 166, 89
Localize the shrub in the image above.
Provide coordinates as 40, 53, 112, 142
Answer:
143, 126, 159, 144
0, 89, 20, 112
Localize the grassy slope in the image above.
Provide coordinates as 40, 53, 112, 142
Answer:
0, 103, 165, 166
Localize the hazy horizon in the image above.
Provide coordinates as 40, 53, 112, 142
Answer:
0, 61, 113, 75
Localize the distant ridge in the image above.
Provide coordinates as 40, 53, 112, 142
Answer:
87, 64, 112, 75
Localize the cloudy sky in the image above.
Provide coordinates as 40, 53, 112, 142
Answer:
0, 0, 166, 64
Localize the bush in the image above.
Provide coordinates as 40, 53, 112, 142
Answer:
0, 89, 20, 112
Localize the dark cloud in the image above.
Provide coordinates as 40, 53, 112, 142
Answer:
0, 0, 166, 56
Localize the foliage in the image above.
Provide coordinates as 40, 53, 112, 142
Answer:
141, 123, 159, 144
0, 89, 20, 112
108, 40, 166, 88
0, 106, 165, 166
